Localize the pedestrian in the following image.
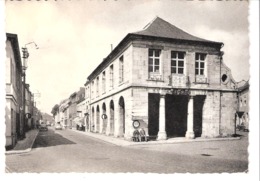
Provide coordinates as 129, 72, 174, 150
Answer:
139, 128, 147, 142
132, 129, 140, 142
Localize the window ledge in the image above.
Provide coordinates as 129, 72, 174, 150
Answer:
193, 82, 209, 85
146, 79, 164, 82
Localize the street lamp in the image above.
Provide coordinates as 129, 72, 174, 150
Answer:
21, 41, 38, 138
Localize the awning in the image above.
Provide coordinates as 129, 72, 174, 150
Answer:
72, 117, 84, 125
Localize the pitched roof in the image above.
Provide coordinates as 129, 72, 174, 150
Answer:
87, 17, 223, 81
132, 17, 221, 44
6, 33, 22, 71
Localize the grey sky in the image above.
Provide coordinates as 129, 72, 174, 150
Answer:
5, 0, 249, 114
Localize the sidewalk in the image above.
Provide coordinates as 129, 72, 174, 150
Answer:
5, 129, 39, 155
69, 129, 241, 147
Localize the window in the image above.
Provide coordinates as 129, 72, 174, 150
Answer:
91, 81, 94, 99
96, 76, 99, 97
148, 49, 161, 73
11, 61, 14, 84
109, 65, 114, 89
102, 71, 106, 93
171, 51, 185, 74
86, 87, 89, 98
119, 56, 124, 83
195, 53, 206, 75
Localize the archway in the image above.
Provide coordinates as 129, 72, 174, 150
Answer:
118, 96, 125, 136
165, 95, 188, 137
96, 105, 100, 133
102, 103, 107, 134
110, 100, 115, 135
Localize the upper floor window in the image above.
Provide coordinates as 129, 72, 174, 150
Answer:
102, 71, 106, 93
171, 51, 185, 74
109, 64, 114, 89
86, 86, 89, 98
119, 56, 124, 83
96, 76, 99, 97
148, 49, 161, 73
91, 81, 94, 98
195, 53, 206, 75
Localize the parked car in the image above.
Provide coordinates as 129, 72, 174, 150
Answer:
46, 121, 51, 126
39, 122, 48, 131
55, 123, 62, 130
236, 122, 249, 132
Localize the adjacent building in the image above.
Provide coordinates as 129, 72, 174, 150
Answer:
5, 33, 23, 149
25, 84, 34, 130
76, 87, 87, 130
59, 98, 70, 128
86, 17, 239, 140
236, 80, 249, 128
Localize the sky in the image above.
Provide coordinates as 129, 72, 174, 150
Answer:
4, 0, 250, 114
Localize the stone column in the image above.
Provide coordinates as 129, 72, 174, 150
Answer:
186, 96, 195, 139
106, 107, 111, 136
114, 103, 120, 137
157, 94, 167, 140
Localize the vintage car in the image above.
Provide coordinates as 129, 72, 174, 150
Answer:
39, 122, 48, 131
55, 123, 62, 130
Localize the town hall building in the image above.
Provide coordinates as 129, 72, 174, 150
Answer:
85, 17, 238, 140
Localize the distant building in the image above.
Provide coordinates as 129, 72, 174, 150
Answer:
76, 87, 86, 130
85, 17, 239, 140
236, 80, 249, 128
5, 33, 23, 149
25, 84, 34, 130
42, 112, 54, 126
59, 98, 70, 128
84, 81, 91, 131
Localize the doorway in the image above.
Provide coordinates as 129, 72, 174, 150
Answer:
165, 95, 188, 137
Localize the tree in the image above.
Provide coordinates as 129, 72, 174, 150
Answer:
51, 104, 59, 117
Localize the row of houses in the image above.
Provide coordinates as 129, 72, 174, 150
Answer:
53, 17, 249, 141
5, 33, 42, 150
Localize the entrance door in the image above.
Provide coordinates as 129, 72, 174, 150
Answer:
118, 97, 125, 136
166, 95, 188, 137
193, 95, 205, 137
148, 93, 159, 138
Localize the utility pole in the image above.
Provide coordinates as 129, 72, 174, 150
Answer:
21, 47, 29, 138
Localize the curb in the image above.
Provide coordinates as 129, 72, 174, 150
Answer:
128, 136, 241, 146
67, 129, 241, 147
5, 130, 39, 155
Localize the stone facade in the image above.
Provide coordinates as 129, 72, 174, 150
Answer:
85, 17, 239, 140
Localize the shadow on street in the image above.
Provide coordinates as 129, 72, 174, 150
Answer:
32, 128, 76, 148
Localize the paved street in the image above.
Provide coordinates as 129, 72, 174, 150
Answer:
6, 127, 248, 173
